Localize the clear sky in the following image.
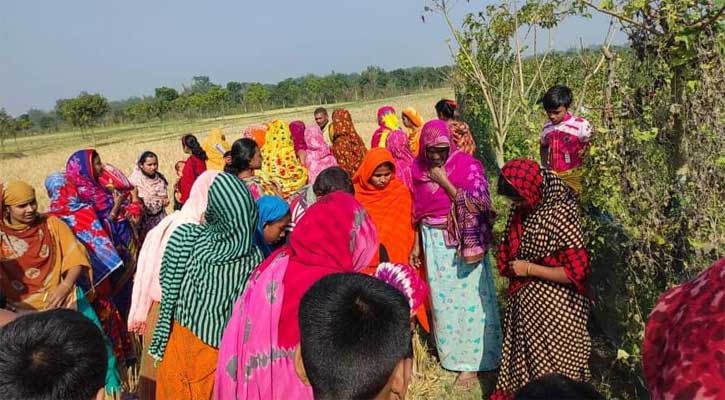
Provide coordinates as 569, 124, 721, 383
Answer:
1, 0, 624, 115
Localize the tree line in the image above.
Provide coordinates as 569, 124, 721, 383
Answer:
0, 65, 451, 137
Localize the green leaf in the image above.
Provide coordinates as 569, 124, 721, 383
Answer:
599, 0, 614, 10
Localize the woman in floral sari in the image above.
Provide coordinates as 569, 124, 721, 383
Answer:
330, 109, 367, 177
410, 119, 502, 389
214, 192, 378, 400
260, 120, 308, 198
435, 99, 477, 156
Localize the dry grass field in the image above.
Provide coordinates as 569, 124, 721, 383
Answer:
2, 87, 498, 398
1, 88, 451, 210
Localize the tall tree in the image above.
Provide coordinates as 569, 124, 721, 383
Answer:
55, 92, 110, 130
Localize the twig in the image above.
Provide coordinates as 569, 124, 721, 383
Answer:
583, 0, 663, 36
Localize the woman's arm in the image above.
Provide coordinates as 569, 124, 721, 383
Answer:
46, 265, 83, 309
511, 260, 571, 284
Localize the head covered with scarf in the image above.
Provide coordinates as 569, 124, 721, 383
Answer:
330, 109, 367, 177
371, 106, 403, 148
385, 129, 415, 190
353, 148, 415, 268
202, 128, 232, 171
214, 192, 378, 400
149, 172, 263, 360
497, 158, 589, 295
254, 195, 290, 257
288, 120, 308, 153
402, 107, 423, 155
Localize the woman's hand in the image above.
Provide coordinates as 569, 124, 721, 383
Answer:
45, 282, 73, 309
112, 190, 124, 209
409, 239, 422, 268
510, 260, 531, 277
428, 166, 448, 184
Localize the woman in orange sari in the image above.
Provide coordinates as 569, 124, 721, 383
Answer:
350, 148, 412, 267
331, 109, 367, 177
352, 149, 429, 331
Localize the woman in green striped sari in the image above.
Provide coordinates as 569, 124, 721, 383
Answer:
148, 172, 263, 400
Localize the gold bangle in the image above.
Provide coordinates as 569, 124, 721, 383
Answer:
526, 262, 531, 277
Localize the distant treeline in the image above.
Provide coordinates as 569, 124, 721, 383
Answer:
0, 65, 451, 137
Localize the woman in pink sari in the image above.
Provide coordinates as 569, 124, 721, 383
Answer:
214, 192, 378, 400
303, 124, 338, 184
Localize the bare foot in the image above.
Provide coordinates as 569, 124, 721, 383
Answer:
454, 371, 479, 390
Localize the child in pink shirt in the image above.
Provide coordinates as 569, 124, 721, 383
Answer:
539, 85, 592, 193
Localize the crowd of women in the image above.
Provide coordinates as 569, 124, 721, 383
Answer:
1, 97, 719, 400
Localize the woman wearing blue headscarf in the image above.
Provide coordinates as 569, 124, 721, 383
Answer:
254, 196, 291, 257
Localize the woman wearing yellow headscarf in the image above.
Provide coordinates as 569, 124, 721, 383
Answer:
402, 107, 423, 155
201, 128, 231, 170
260, 120, 308, 198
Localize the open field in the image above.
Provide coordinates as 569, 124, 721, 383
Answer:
1, 88, 452, 210
2, 87, 501, 398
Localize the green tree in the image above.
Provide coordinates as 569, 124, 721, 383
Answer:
188, 76, 215, 94
55, 92, 110, 130
226, 81, 243, 104
244, 83, 270, 111
154, 86, 179, 102
0, 108, 13, 148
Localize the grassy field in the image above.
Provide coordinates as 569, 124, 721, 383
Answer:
2, 87, 504, 398
1, 88, 452, 210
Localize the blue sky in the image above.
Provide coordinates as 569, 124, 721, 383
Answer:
1, 0, 624, 115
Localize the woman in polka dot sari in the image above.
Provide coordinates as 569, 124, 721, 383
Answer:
492, 158, 592, 399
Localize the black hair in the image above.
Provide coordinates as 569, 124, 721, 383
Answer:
540, 85, 573, 111
376, 161, 395, 172
497, 173, 524, 200
137, 150, 167, 184
299, 273, 411, 400
435, 98, 457, 120
515, 374, 605, 400
224, 138, 258, 175
181, 134, 208, 161
312, 166, 354, 197
0, 309, 107, 400
313, 107, 328, 116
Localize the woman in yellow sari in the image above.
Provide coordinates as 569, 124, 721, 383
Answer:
260, 120, 308, 198
402, 107, 423, 155
0, 180, 123, 396
202, 128, 232, 170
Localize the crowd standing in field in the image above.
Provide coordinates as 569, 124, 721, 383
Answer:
0, 87, 722, 400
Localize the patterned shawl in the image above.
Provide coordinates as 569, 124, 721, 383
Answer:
371, 106, 402, 148
303, 124, 338, 184
149, 173, 263, 359
260, 120, 308, 198
44, 173, 122, 288
331, 109, 367, 177
353, 148, 415, 269
385, 129, 415, 190
447, 120, 477, 156
128, 162, 168, 216
643, 258, 725, 400
497, 158, 589, 295
214, 192, 378, 400
127, 170, 219, 334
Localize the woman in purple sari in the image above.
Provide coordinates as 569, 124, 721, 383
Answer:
409, 119, 502, 389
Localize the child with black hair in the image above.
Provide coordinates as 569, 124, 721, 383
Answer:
0, 309, 108, 400
295, 273, 413, 400
538, 85, 592, 194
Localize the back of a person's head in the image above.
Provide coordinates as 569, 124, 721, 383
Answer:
225, 138, 258, 175
0, 309, 107, 400
299, 273, 411, 400
313, 166, 354, 197
540, 85, 573, 111
515, 374, 604, 400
